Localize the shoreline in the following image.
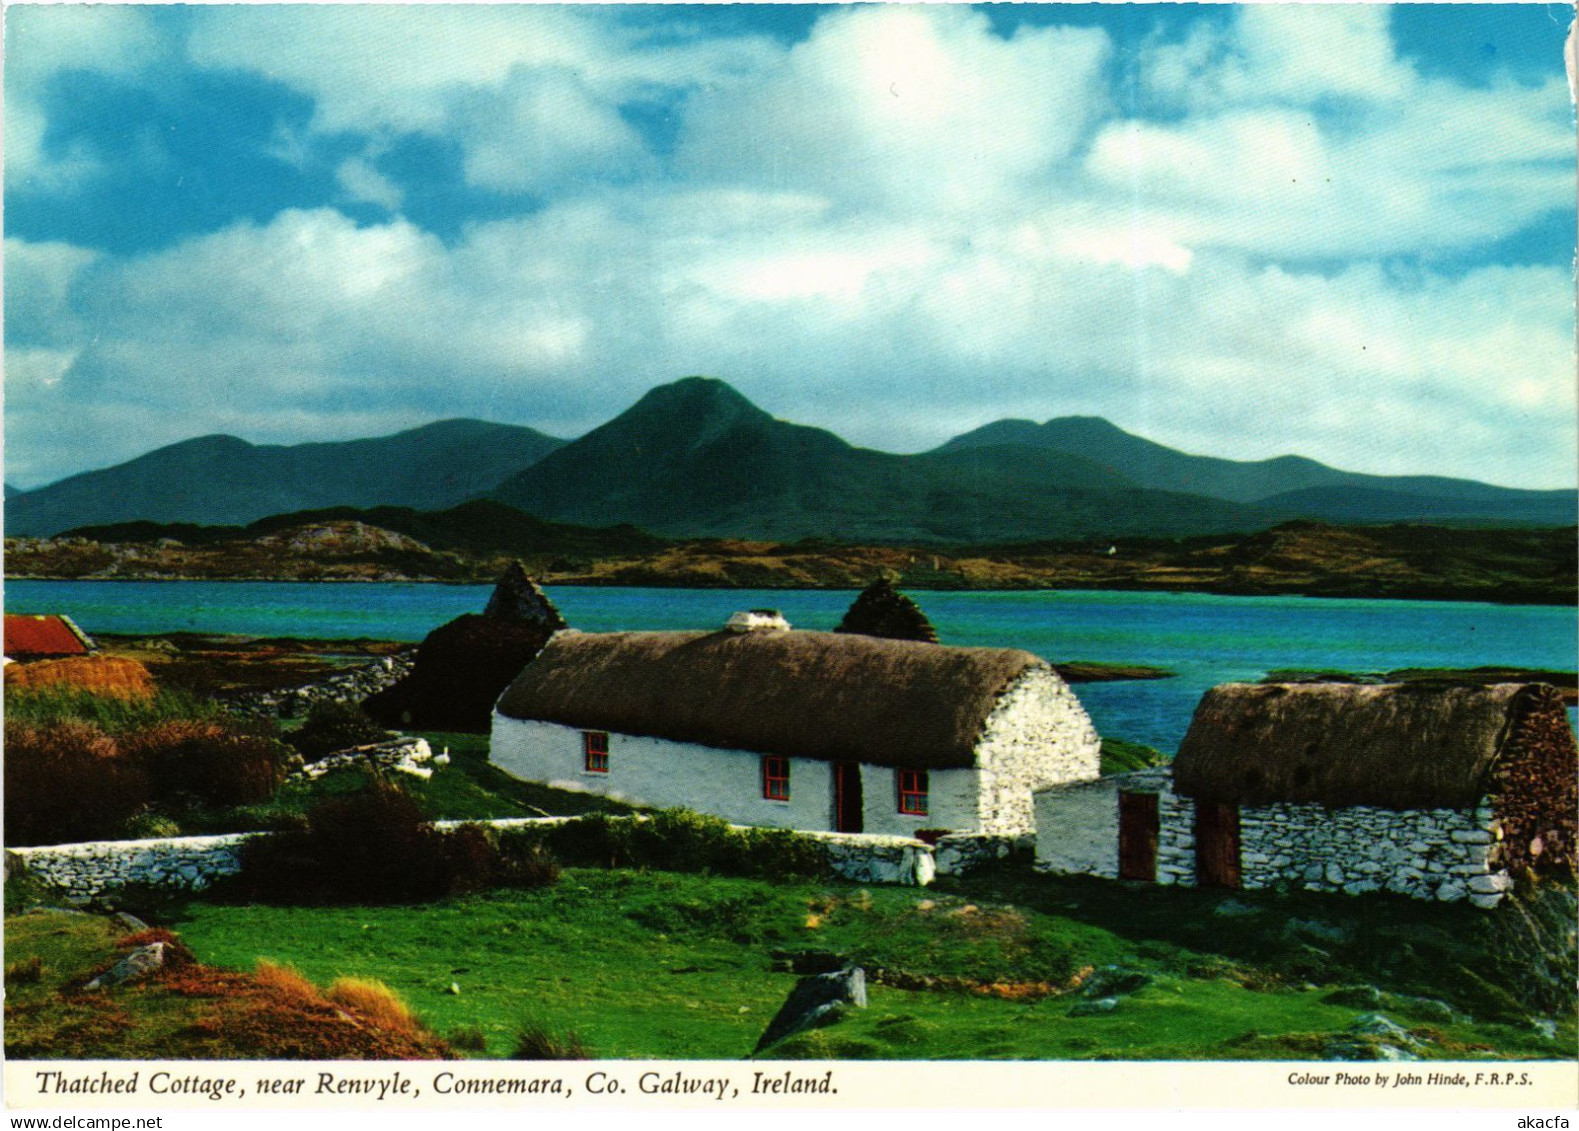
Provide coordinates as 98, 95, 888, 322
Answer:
8, 572, 1575, 609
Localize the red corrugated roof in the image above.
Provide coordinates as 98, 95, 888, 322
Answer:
4, 614, 94, 658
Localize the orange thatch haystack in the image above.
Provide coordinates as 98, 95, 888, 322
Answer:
4, 656, 156, 700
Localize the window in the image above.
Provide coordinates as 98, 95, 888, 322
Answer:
762, 756, 791, 801
897, 769, 928, 816
583, 731, 609, 773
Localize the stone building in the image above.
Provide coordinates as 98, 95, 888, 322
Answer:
491, 613, 1100, 837
1034, 681, 1577, 909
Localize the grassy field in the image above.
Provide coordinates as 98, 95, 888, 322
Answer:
8, 867, 1555, 1062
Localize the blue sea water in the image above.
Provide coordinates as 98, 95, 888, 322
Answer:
7, 580, 1575, 755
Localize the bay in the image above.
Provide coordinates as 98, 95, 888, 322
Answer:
7, 579, 1575, 754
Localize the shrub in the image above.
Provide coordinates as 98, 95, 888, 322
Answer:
326, 977, 421, 1035
494, 841, 562, 890
533, 810, 828, 882
441, 824, 501, 895
513, 1023, 591, 1060
122, 810, 184, 839
448, 1025, 488, 1052
3, 719, 150, 845
122, 720, 293, 807
241, 780, 448, 903
287, 701, 394, 760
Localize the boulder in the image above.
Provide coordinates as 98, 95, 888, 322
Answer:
1068, 997, 1119, 1017
85, 943, 167, 990
754, 968, 867, 1053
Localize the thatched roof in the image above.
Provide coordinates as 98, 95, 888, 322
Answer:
1173, 681, 1557, 809
495, 628, 1053, 769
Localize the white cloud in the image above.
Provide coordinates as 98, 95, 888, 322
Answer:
4, 5, 162, 188
676, 6, 1110, 213
1147, 6, 1415, 110
6, 6, 1574, 493
186, 6, 772, 195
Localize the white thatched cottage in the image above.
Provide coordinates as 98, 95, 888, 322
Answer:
491, 614, 1100, 837
1034, 681, 1577, 909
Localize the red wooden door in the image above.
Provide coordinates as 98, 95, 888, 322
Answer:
1194, 801, 1241, 888
1118, 792, 1159, 881
833, 763, 863, 833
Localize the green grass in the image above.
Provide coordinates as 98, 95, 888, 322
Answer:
1099, 738, 1166, 775
147, 869, 1572, 1061
2, 684, 223, 733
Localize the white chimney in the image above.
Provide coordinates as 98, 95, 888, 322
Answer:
724, 609, 791, 633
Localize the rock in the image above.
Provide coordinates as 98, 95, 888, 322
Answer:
1533, 1019, 1558, 1040
1348, 1012, 1423, 1049
1068, 996, 1119, 1017
1468, 892, 1504, 910
1435, 880, 1467, 902
85, 943, 167, 990
1323, 985, 1383, 1009
1082, 967, 1151, 999
1467, 873, 1513, 895
1212, 899, 1259, 918
754, 968, 867, 1053
113, 912, 150, 934
1392, 996, 1456, 1025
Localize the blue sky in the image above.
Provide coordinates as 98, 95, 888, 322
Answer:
5, 3, 1575, 491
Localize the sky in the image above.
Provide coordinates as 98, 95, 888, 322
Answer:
4, 2, 1575, 492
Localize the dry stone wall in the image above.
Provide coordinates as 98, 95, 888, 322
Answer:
229, 654, 414, 718
6, 834, 254, 900
1036, 769, 1512, 908
1229, 799, 1510, 908
7, 819, 949, 899
974, 667, 1101, 835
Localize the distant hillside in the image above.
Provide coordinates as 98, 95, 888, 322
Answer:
6, 420, 565, 537
491, 377, 1267, 542
939, 416, 1575, 525
62, 499, 665, 561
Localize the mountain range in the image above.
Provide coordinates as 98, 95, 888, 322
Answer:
7, 377, 1573, 542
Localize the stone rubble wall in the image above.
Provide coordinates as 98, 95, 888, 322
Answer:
1035, 769, 1511, 909
6, 819, 943, 899
973, 667, 1102, 836
228, 654, 415, 718
6, 834, 255, 900
1229, 799, 1510, 909
935, 833, 1024, 876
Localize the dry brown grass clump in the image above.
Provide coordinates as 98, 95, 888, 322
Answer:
326, 978, 421, 1036
4, 657, 156, 700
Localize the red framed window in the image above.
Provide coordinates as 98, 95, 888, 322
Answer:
897, 769, 929, 816
583, 731, 610, 773
762, 756, 791, 801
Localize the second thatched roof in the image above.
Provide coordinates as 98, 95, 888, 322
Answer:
1172, 681, 1559, 809
495, 628, 1055, 769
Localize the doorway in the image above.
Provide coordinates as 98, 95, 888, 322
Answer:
1118, 791, 1159, 881
1194, 800, 1241, 888
832, 763, 863, 833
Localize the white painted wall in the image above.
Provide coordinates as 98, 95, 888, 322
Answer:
859, 765, 979, 838
1034, 777, 1123, 878
491, 715, 839, 830
491, 715, 995, 834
